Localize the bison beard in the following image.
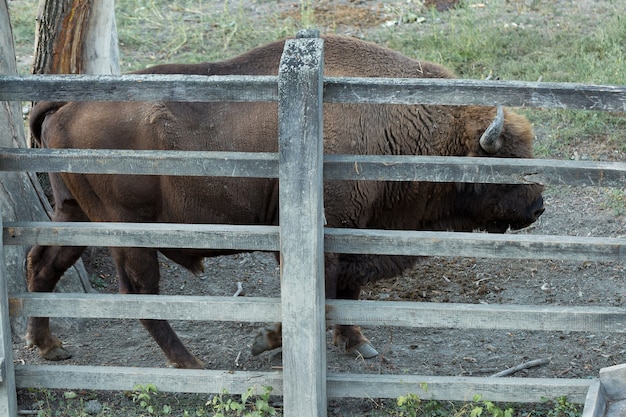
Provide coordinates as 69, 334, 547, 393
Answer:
26, 35, 544, 368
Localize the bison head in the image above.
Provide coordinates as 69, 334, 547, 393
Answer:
439, 106, 545, 233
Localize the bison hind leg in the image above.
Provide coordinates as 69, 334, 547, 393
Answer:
25, 317, 72, 361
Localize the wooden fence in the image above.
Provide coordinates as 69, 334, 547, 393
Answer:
1, 32, 626, 416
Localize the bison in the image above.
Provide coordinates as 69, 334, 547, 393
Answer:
26, 35, 544, 369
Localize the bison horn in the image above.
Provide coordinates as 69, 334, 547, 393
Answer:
479, 106, 505, 153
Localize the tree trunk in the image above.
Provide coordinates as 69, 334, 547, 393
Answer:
1, 0, 121, 337
32, 0, 120, 75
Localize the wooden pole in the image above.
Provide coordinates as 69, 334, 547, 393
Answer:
0, 4, 19, 415
0, 204, 17, 416
278, 31, 327, 416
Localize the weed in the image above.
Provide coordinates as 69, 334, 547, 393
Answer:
209, 386, 277, 417
604, 188, 626, 216
132, 384, 172, 415
544, 396, 581, 417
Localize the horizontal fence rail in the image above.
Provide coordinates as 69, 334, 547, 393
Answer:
324, 77, 626, 110
12, 365, 594, 404
4, 222, 626, 262
8, 293, 626, 334
1, 75, 626, 111
0, 74, 279, 102
1, 149, 625, 187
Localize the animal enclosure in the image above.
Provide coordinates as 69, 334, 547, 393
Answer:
1, 32, 626, 417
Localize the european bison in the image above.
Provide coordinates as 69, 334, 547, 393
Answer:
26, 35, 544, 369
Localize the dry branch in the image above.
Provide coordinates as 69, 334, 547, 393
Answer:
490, 358, 551, 377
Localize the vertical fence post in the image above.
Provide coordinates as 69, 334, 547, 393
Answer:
278, 31, 327, 416
0, 207, 18, 416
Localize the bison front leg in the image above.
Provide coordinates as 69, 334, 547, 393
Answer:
25, 244, 87, 361
110, 247, 204, 369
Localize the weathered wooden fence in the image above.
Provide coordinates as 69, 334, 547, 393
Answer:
1, 32, 626, 417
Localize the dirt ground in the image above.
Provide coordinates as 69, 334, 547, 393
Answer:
10, 0, 626, 415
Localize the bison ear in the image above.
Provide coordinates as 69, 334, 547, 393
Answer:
479, 106, 504, 154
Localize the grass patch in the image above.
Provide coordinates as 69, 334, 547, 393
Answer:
115, 0, 303, 70
21, 387, 581, 417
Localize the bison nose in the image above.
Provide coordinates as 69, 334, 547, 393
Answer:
531, 197, 545, 221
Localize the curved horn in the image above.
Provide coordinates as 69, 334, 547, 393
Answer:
479, 106, 505, 154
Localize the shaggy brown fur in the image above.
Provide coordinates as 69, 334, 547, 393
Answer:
27, 35, 543, 368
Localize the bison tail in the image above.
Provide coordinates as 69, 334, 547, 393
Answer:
28, 101, 66, 147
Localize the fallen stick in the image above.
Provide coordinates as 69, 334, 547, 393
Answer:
233, 282, 243, 297
490, 358, 551, 377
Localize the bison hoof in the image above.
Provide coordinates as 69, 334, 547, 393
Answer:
251, 332, 271, 356
251, 324, 282, 356
355, 343, 379, 359
41, 346, 72, 361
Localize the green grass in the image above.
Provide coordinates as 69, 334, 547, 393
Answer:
8, 0, 624, 156
114, 0, 301, 70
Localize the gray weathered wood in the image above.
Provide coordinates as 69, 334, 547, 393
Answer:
278, 34, 327, 417
4, 222, 626, 262
9, 293, 626, 334
0, 74, 278, 102
4, 221, 279, 250
606, 400, 626, 417
82, 0, 120, 75
599, 364, 626, 401
0, 0, 19, 411
12, 364, 593, 404
324, 77, 626, 111
323, 154, 626, 187
0, 148, 279, 178
0, 208, 16, 416
324, 228, 626, 262
15, 365, 283, 394
581, 381, 607, 417
327, 373, 593, 403
2, 74, 626, 111
326, 300, 626, 333
9, 293, 281, 322
3, 149, 625, 187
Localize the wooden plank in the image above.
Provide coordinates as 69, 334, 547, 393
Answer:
581, 381, 607, 417
12, 365, 592, 404
4, 222, 279, 250
324, 228, 626, 262
327, 373, 593, 404
0, 74, 278, 102
0, 208, 17, 415
3, 149, 624, 187
0, 148, 279, 178
599, 364, 626, 401
606, 400, 626, 417
278, 33, 327, 417
324, 77, 626, 111
2, 75, 625, 111
10, 293, 626, 334
5, 222, 626, 262
9, 293, 281, 323
14, 365, 283, 394
323, 155, 626, 187
326, 300, 626, 333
